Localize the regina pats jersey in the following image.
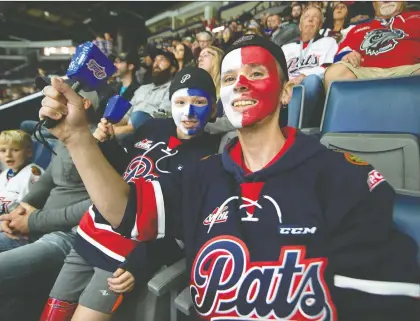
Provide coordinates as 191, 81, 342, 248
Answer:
0, 163, 43, 214
335, 11, 420, 68
75, 118, 220, 271
118, 127, 420, 321
282, 35, 338, 78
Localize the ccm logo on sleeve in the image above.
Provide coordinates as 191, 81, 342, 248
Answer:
367, 170, 385, 191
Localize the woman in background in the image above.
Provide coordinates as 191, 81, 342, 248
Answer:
174, 43, 195, 71
197, 46, 224, 100
320, 2, 354, 43
197, 45, 234, 134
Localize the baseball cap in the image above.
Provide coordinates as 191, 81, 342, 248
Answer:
169, 67, 216, 102
34, 76, 99, 110
222, 34, 289, 81
151, 48, 178, 69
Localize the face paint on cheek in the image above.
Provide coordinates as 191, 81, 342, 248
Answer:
186, 88, 213, 135
171, 88, 212, 135
221, 46, 283, 128
221, 49, 243, 128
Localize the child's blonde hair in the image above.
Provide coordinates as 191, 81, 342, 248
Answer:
0, 130, 32, 150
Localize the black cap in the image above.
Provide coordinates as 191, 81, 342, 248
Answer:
151, 48, 178, 69
169, 67, 216, 101
222, 35, 289, 81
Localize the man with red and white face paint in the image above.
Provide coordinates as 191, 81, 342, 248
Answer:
39, 35, 420, 321
221, 44, 285, 128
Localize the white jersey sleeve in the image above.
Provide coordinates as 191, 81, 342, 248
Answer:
0, 163, 44, 214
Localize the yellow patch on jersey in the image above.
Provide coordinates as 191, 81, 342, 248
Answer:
31, 166, 41, 176
344, 152, 369, 166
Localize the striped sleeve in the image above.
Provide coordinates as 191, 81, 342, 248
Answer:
116, 171, 183, 241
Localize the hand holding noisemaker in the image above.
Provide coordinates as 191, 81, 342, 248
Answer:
37, 42, 116, 128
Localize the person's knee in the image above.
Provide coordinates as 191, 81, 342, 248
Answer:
411, 68, 420, 76
324, 63, 356, 90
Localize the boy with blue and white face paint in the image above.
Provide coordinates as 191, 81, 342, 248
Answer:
170, 67, 216, 137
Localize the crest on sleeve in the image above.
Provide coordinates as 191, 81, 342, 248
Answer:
344, 152, 369, 166
31, 166, 42, 176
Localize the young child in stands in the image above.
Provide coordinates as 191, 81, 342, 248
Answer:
0, 130, 43, 215
39, 67, 222, 321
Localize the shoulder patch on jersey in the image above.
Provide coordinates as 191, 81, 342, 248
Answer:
368, 169, 385, 191
344, 152, 369, 166
31, 166, 41, 176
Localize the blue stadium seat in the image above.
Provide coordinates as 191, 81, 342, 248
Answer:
288, 85, 304, 128
320, 75, 420, 190
32, 139, 56, 169
321, 75, 420, 135
393, 189, 420, 264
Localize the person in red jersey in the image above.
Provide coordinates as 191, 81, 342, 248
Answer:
39, 35, 420, 321
325, 1, 420, 90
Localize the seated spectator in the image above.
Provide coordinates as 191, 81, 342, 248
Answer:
325, 1, 420, 90
282, 5, 338, 126
174, 43, 195, 71
0, 89, 113, 321
244, 21, 263, 37
0, 130, 43, 218
221, 27, 235, 51
113, 49, 178, 137
93, 33, 114, 57
113, 52, 140, 99
271, 4, 302, 47
96, 51, 140, 117
320, 2, 354, 43
194, 31, 213, 59
136, 48, 153, 86
197, 46, 235, 134
197, 46, 224, 100
39, 68, 222, 321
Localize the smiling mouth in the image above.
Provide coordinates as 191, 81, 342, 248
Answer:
182, 120, 199, 128
232, 99, 258, 111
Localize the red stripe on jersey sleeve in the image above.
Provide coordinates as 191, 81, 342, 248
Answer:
133, 178, 159, 241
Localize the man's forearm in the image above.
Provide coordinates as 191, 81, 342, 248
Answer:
66, 130, 129, 227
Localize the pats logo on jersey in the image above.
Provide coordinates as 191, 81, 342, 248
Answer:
360, 28, 407, 56
191, 236, 337, 321
134, 139, 153, 150
123, 155, 158, 183
287, 55, 320, 77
